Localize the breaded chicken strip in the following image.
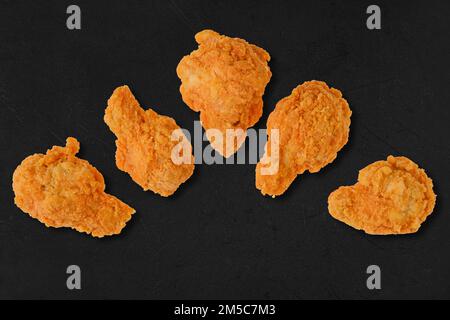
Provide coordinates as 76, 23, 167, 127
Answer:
256, 81, 352, 197
177, 29, 272, 157
12, 137, 134, 237
104, 85, 194, 197
328, 156, 436, 235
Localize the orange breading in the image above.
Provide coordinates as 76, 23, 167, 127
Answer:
256, 81, 352, 197
104, 85, 194, 197
328, 156, 436, 235
176, 29, 272, 157
12, 137, 135, 237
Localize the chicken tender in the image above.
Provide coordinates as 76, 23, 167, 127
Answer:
328, 156, 436, 235
12, 137, 135, 237
256, 80, 352, 197
176, 29, 272, 157
104, 85, 194, 197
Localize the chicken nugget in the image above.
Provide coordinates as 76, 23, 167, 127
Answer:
256, 80, 352, 197
104, 85, 194, 197
176, 29, 272, 157
12, 137, 135, 237
328, 156, 436, 235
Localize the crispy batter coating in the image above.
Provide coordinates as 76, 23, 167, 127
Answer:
256, 81, 352, 197
12, 137, 135, 237
328, 156, 436, 235
104, 85, 194, 197
176, 29, 272, 157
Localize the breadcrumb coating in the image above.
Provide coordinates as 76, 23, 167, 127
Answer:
328, 156, 436, 235
104, 85, 194, 197
256, 80, 351, 197
12, 137, 135, 237
177, 29, 272, 157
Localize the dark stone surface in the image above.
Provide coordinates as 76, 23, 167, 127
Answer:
0, 0, 449, 299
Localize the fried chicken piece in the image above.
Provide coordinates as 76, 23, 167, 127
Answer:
104, 85, 194, 197
12, 137, 135, 237
328, 156, 436, 235
176, 29, 272, 157
256, 81, 352, 197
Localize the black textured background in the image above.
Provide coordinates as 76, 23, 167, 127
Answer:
0, 0, 449, 299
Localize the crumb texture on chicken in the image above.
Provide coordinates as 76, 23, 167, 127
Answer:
177, 29, 272, 157
104, 85, 194, 197
256, 80, 352, 197
12, 137, 135, 237
328, 156, 436, 235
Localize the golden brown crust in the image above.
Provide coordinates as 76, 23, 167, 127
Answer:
176, 29, 272, 157
256, 80, 352, 197
104, 85, 194, 197
12, 137, 135, 237
328, 156, 436, 235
